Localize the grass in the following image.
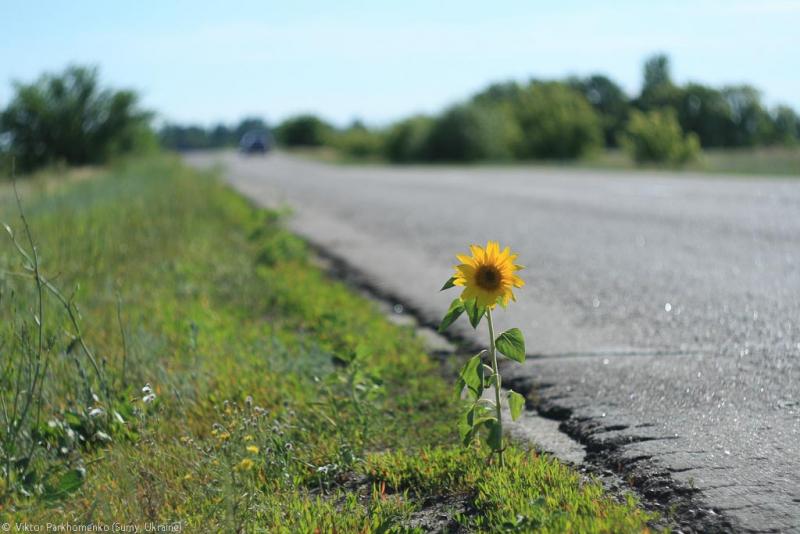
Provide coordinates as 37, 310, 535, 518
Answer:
288, 145, 800, 176
0, 156, 656, 531
583, 147, 800, 176
694, 146, 800, 176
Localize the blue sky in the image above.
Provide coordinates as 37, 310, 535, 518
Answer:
2, 1, 798, 127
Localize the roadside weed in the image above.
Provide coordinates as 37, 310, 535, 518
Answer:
0, 157, 656, 531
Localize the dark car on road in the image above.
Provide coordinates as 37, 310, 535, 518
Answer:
239, 129, 273, 154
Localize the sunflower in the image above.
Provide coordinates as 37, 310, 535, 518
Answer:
453, 241, 524, 308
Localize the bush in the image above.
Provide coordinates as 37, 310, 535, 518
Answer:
425, 104, 520, 162
276, 115, 332, 147
0, 66, 152, 173
568, 75, 630, 147
159, 124, 215, 151
329, 124, 386, 159
621, 109, 700, 165
384, 116, 434, 163
512, 82, 603, 159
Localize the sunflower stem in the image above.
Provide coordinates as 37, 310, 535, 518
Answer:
486, 308, 504, 467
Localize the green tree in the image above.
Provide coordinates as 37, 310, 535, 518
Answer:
722, 85, 774, 147
159, 124, 213, 150
276, 115, 332, 147
329, 120, 386, 159
425, 104, 520, 162
568, 75, 630, 147
0, 65, 152, 172
621, 109, 700, 165
675, 83, 734, 147
159, 117, 271, 151
769, 105, 799, 145
384, 115, 434, 162
209, 124, 234, 147
643, 54, 672, 92
637, 53, 683, 112
512, 82, 603, 159
471, 81, 525, 106
234, 117, 270, 141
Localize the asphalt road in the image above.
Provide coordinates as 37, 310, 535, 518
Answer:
188, 151, 799, 532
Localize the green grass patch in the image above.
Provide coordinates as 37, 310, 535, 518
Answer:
0, 156, 655, 531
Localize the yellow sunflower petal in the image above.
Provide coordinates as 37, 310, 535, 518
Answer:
452, 242, 524, 308
469, 247, 485, 265
457, 254, 475, 266
455, 263, 476, 276
486, 241, 500, 260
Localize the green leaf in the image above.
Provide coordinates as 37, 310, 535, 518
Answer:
508, 390, 525, 421
495, 328, 526, 362
462, 428, 477, 446
464, 298, 485, 329
440, 276, 456, 291
438, 298, 465, 333
469, 405, 496, 425
459, 405, 496, 445
485, 419, 503, 451
455, 352, 485, 400
460, 417, 481, 446
482, 365, 495, 387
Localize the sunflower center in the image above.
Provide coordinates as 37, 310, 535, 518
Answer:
475, 265, 502, 291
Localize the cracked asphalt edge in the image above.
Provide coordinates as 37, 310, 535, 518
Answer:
305, 239, 740, 534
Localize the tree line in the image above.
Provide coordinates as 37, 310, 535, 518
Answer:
164, 54, 797, 166
2, 56, 798, 174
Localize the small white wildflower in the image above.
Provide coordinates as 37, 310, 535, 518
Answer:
113, 411, 125, 424
92, 393, 100, 403
60, 447, 69, 455
245, 395, 253, 408
88, 408, 105, 418
93, 431, 112, 443
48, 420, 59, 429
143, 393, 156, 404
142, 383, 152, 395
